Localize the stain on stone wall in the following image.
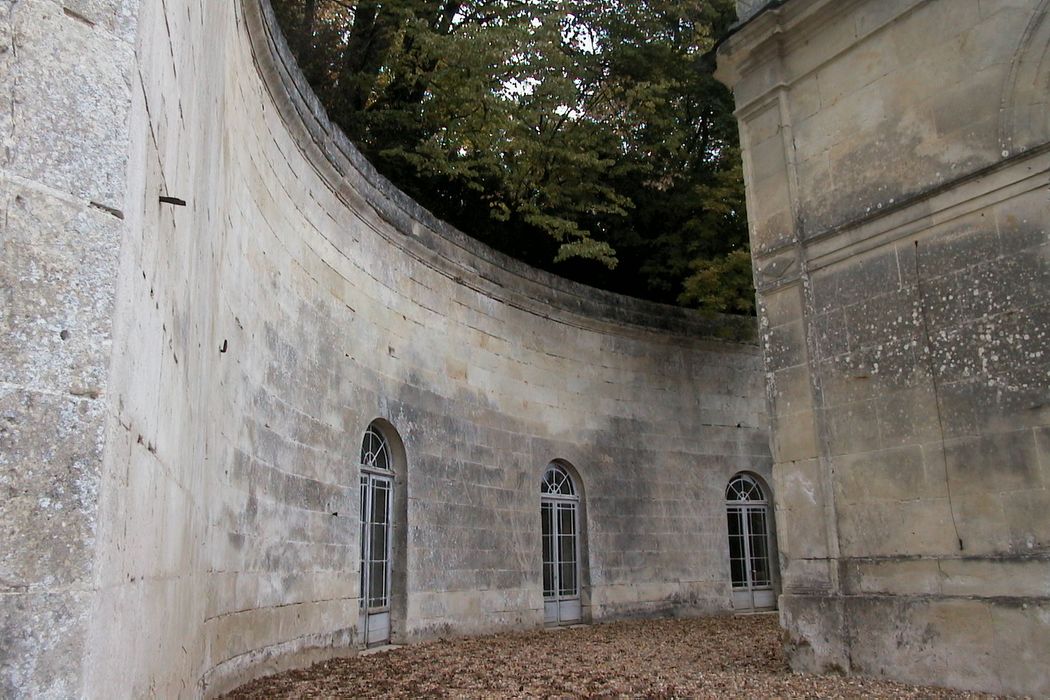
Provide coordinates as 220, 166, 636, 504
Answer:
717, 0, 1050, 696
1, 0, 771, 697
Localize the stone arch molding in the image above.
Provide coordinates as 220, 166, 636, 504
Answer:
999, 0, 1050, 155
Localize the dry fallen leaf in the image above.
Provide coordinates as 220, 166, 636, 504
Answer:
222, 615, 1002, 699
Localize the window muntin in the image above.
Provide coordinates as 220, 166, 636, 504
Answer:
541, 464, 579, 600
359, 425, 394, 613
726, 473, 773, 593
542, 464, 576, 497
361, 426, 392, 472
726, 473, 765, 502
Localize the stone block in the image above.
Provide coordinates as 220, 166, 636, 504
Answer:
812, 250, 899, 312
951, 491, 1011, 553
833, 444, 932, 504
995, 194, 1050, 256
749, 205, 794, 256
930, 71, 1001, 142
788, 75, 821, 122
987, 602, 1050, 697
763, 319, 806, 372
1000, 486, 1050, 550
778, 555, 833, 594
735, 0, 774, 22
889, 0, 980, 65
759, 283, 803, 329
0, 183, 122, 394
837, 498, 958, 557
844, 289, 919, 351
1038, 425, 1050, 479
873, 386, 941, 447
770, 364, 812, 415
938, 558, 1050, 598
915, 219, 1000, 281
0, 589, 90, 698
824, 400, 881, 455
943, 430, 1040, 497
775, 505, 829, 562
0, 388, 102, 589
5, 0, 134, 204
841, 558, 941, 596
772, 409, 818, 462
779, 594, 849, 673
60, 0, 139, 43
814, 30, 898, 107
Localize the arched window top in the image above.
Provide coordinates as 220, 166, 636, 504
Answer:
361, 425, 392, 472
726, 474, 765, 503
541, 464, 576, 498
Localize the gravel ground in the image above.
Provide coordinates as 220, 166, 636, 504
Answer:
224, 615, 998, 699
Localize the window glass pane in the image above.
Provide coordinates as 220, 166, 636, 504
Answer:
541, 502, 556, 598
359, 532, 367, 607
541, 467, 580, 605
371, 522, 387, 559
359, 477, 369, 608
558, 533, 576, 566
730, 556, 746, 588
360, 474, 393, 610
372, 482, 390, 525
558, 504, 575, 537
748, 508, 770, 586
361, 426, 391, 470
727, 508, 742, 537
369, 558, 386, 607
750, 549, 770, 586
541, 465, 575, 496
727, 509, 747, 587
559, 560, 577, 596
727, 475, 765, 502
373, 443, 389, 471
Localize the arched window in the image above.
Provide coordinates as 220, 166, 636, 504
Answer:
726, 473, 765, 503
541, 463, 581, 625
361, 426, 392, 471
359, 424, 396, 646
541, 464, 576, 497
725, 473, 776, 610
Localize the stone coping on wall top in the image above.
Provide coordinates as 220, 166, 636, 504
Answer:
245, 0, 758, 346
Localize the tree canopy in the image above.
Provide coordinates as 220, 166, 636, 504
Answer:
271, 0, 753, 313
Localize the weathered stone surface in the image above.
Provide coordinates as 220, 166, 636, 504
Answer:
3, 0, 134, 206
0, 0, 137, 697
0, 589, 90, 700
0, 388, 103, 589
718, 0, 1050, 696
1, 0, 774, 697
0, 181, 121, 394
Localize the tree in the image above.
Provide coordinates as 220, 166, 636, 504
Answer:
271, 0, 753, 312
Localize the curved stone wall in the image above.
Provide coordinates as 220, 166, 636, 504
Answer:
0, 0, 768, 696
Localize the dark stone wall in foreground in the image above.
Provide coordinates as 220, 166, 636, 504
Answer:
717, 0, 1050, 695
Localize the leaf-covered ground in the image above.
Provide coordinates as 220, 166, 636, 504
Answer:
223, 614, 997, 699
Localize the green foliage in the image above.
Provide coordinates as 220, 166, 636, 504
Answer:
271, 0, 753, 313
679, 249, 755, 314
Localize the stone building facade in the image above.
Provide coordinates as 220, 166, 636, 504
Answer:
716, 0, 1050, 696
1, 0, 772, 697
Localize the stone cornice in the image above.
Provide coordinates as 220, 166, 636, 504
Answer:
716, 0, 928, 115
752, 144, 1050, 293
241, 0, 759, 346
